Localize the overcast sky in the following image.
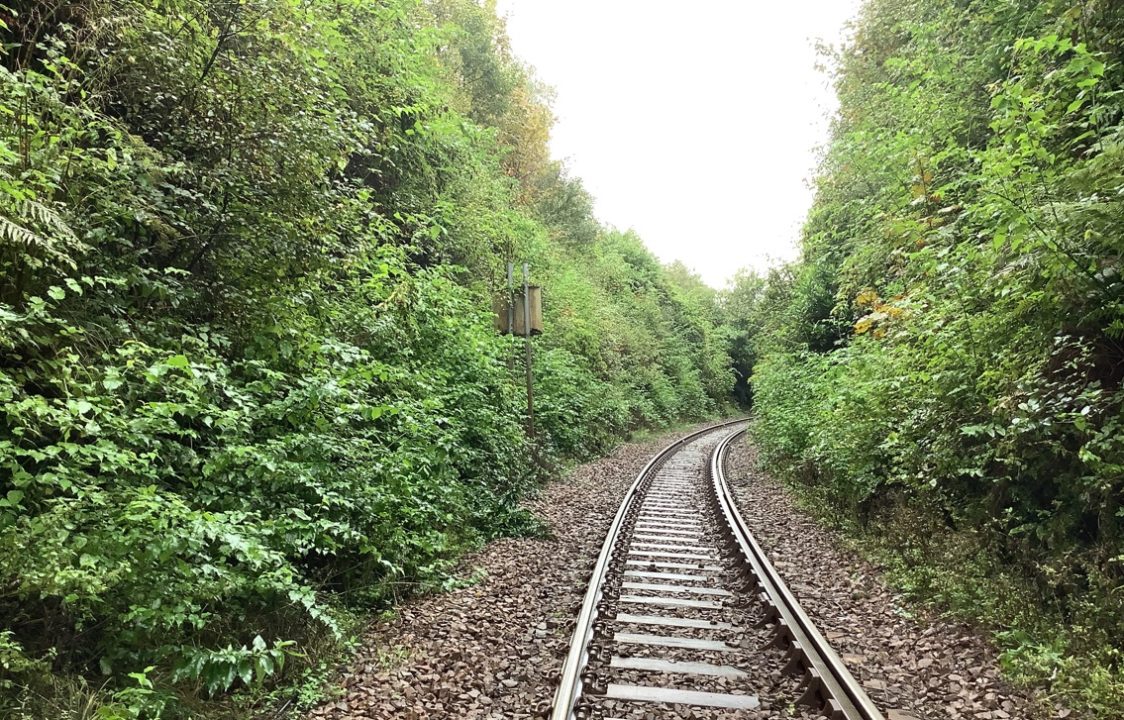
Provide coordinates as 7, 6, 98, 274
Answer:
495, 0, 864, 287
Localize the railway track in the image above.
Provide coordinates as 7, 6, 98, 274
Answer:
550, 421, 884, 720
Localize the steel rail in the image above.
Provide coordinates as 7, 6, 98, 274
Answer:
549, 419, 746, 720
711, 428, 884, 720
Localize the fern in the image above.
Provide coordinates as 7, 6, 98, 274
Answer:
0, 199, 84, 270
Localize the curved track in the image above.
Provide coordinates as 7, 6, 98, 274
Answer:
550, 422, 884, 719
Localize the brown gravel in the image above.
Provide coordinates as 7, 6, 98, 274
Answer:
723, 440, 1053, 720
581, 425, 818, 719
305, 427, 1058, 720
306, 424, 721, 720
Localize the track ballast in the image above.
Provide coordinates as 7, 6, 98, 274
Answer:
550, 421, 885, 720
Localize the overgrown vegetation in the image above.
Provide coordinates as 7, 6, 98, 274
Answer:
0, 1, 732, 716
737, 0, 1124, 714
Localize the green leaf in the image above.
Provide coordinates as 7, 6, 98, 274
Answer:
237, 658, 253, 686
254, 654, 274, 685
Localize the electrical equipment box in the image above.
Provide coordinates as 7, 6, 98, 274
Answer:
492, 295, 509, 334
516, 285, 543, 336
494, 286, 543, 336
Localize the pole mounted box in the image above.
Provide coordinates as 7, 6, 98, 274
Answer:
494, 286, 543, 336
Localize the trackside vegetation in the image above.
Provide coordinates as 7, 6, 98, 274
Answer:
8, 0, 1123, 716
0, 1, 733, 716
732, 0, 1124, 715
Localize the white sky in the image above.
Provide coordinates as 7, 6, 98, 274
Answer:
495, 0, 864, 287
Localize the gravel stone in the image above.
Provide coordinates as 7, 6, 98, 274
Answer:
580, 425, 819, 720
306, 428, 1059, 720
306, 424, 720, 720
723, 440, 1055, 720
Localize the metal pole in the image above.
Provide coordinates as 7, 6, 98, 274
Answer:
522, 263, 535, 441
506, 263, 515, 373
506, 263, 514, 334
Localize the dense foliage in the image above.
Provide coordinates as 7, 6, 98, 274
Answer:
742, 0, 1124, 713
0, 1, 732, 716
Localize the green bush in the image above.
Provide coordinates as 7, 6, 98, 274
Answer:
746, 0, 1124, 713
0, 1, 734, 716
